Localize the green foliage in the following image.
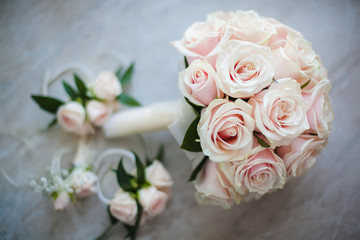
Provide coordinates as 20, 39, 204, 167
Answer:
31, 95, 64, 114
188, 156, 208, 182
180, 116, 202, 152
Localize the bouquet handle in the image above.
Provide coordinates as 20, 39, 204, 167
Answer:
103, 101, 183, 138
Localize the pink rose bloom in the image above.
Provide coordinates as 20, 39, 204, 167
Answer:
91, 71, 122, 101
302, 79, 334, 138
220, 148, 286, 195
198, 99, 255, 162
266, 19, 303, 49
86, 100, 113, 126
171, 20, 232, 67
57, 101, 95, 135
228, 11, 277, 45
110, 190, 138, 225
139, 186, 168, 217
276, 134, 325, 177
178, 60, 222, 106
216, 40, 274, 98
145, 160, 173, 196
249, 78, 309, 147
53, 191, 70, 211
272, 34, 320, 85
194, 160, 238, 209
301, 56, 329, 93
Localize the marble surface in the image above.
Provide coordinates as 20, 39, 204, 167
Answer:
1, 0, 360, 239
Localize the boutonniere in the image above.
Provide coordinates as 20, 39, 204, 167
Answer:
31, 63, 140, 135
95, 144, 172, 240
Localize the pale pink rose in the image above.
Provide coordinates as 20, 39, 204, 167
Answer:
302, 79, 334, 138
194, 160, 236, 209
206, 11, 235, 22
92, 71, 122, 101
220, 148, 286, 195
216, 40, 274, 98
178, 60, 222, 106
198, 99, 255, 162
171, 20, 232, 67
68, 168, 97, 198
53, 191, 70, 211
57, 101, 95, 135
139, 186, 168, 217
266, 19, 303, 49
110, 190, 138, 225
276, 134, 325, 177
248, 78, 309, 147
301, 56, 329, 93
145, 160, 173, 195
86, 100, 113, 126
272, 34, 320, 85
228, 11, 277, 45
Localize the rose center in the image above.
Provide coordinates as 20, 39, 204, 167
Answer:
218, 126, 238, 141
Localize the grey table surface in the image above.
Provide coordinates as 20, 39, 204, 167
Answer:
1, 0, 359, 239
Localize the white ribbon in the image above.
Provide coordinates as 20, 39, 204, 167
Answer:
41, 62, 93, 95
95, 148, 135, 205
0, 130, 37, 187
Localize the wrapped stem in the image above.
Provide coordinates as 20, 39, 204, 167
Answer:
103, 101, 183, 138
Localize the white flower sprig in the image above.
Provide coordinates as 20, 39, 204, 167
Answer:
30, 138, 98, 211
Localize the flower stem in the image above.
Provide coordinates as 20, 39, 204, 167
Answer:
94, 225, 113, 240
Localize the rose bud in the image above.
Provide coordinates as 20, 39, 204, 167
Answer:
145, 160, 173, 195
109, 190, 138, 226
57, 101, 94, 135
53, 191, 71, 211
91, 71, 122, 101
86, 100, 113, 126
138, 186, 168, 217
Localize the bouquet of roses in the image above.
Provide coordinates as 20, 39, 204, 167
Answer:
171, 10, 334, 208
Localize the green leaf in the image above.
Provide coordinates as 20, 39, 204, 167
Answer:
50, 191, 58, 200
31, 95, 64, 114
116, 158, 133, 192
154, 144, 165, 163
132, 199, 143, 240
184, 97, 202, 116
62, 81, 78, 99
69, 192, 76, 203
47, 118, 57, 129
184, 56, 189, 68
133, 152, 145, 188
180, 116, 202, 152
117, 92, 141, 106
301, 79, 311, 89
253, 132, 270, 148
115, 66, 124, 80
74, 74, 88, 100
188, 156, 208, 182
120, 62, 134, 87
107, 205, 119, 225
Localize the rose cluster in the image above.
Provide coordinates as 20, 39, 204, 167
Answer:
57, 71, 122, 135
109, 159, 173, 226
173, 10, 334, 208
32, 64, 140, 135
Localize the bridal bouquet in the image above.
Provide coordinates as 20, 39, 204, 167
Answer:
172, 10, 334, 208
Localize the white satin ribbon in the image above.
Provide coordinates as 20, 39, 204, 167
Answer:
95, 148, 135, 205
